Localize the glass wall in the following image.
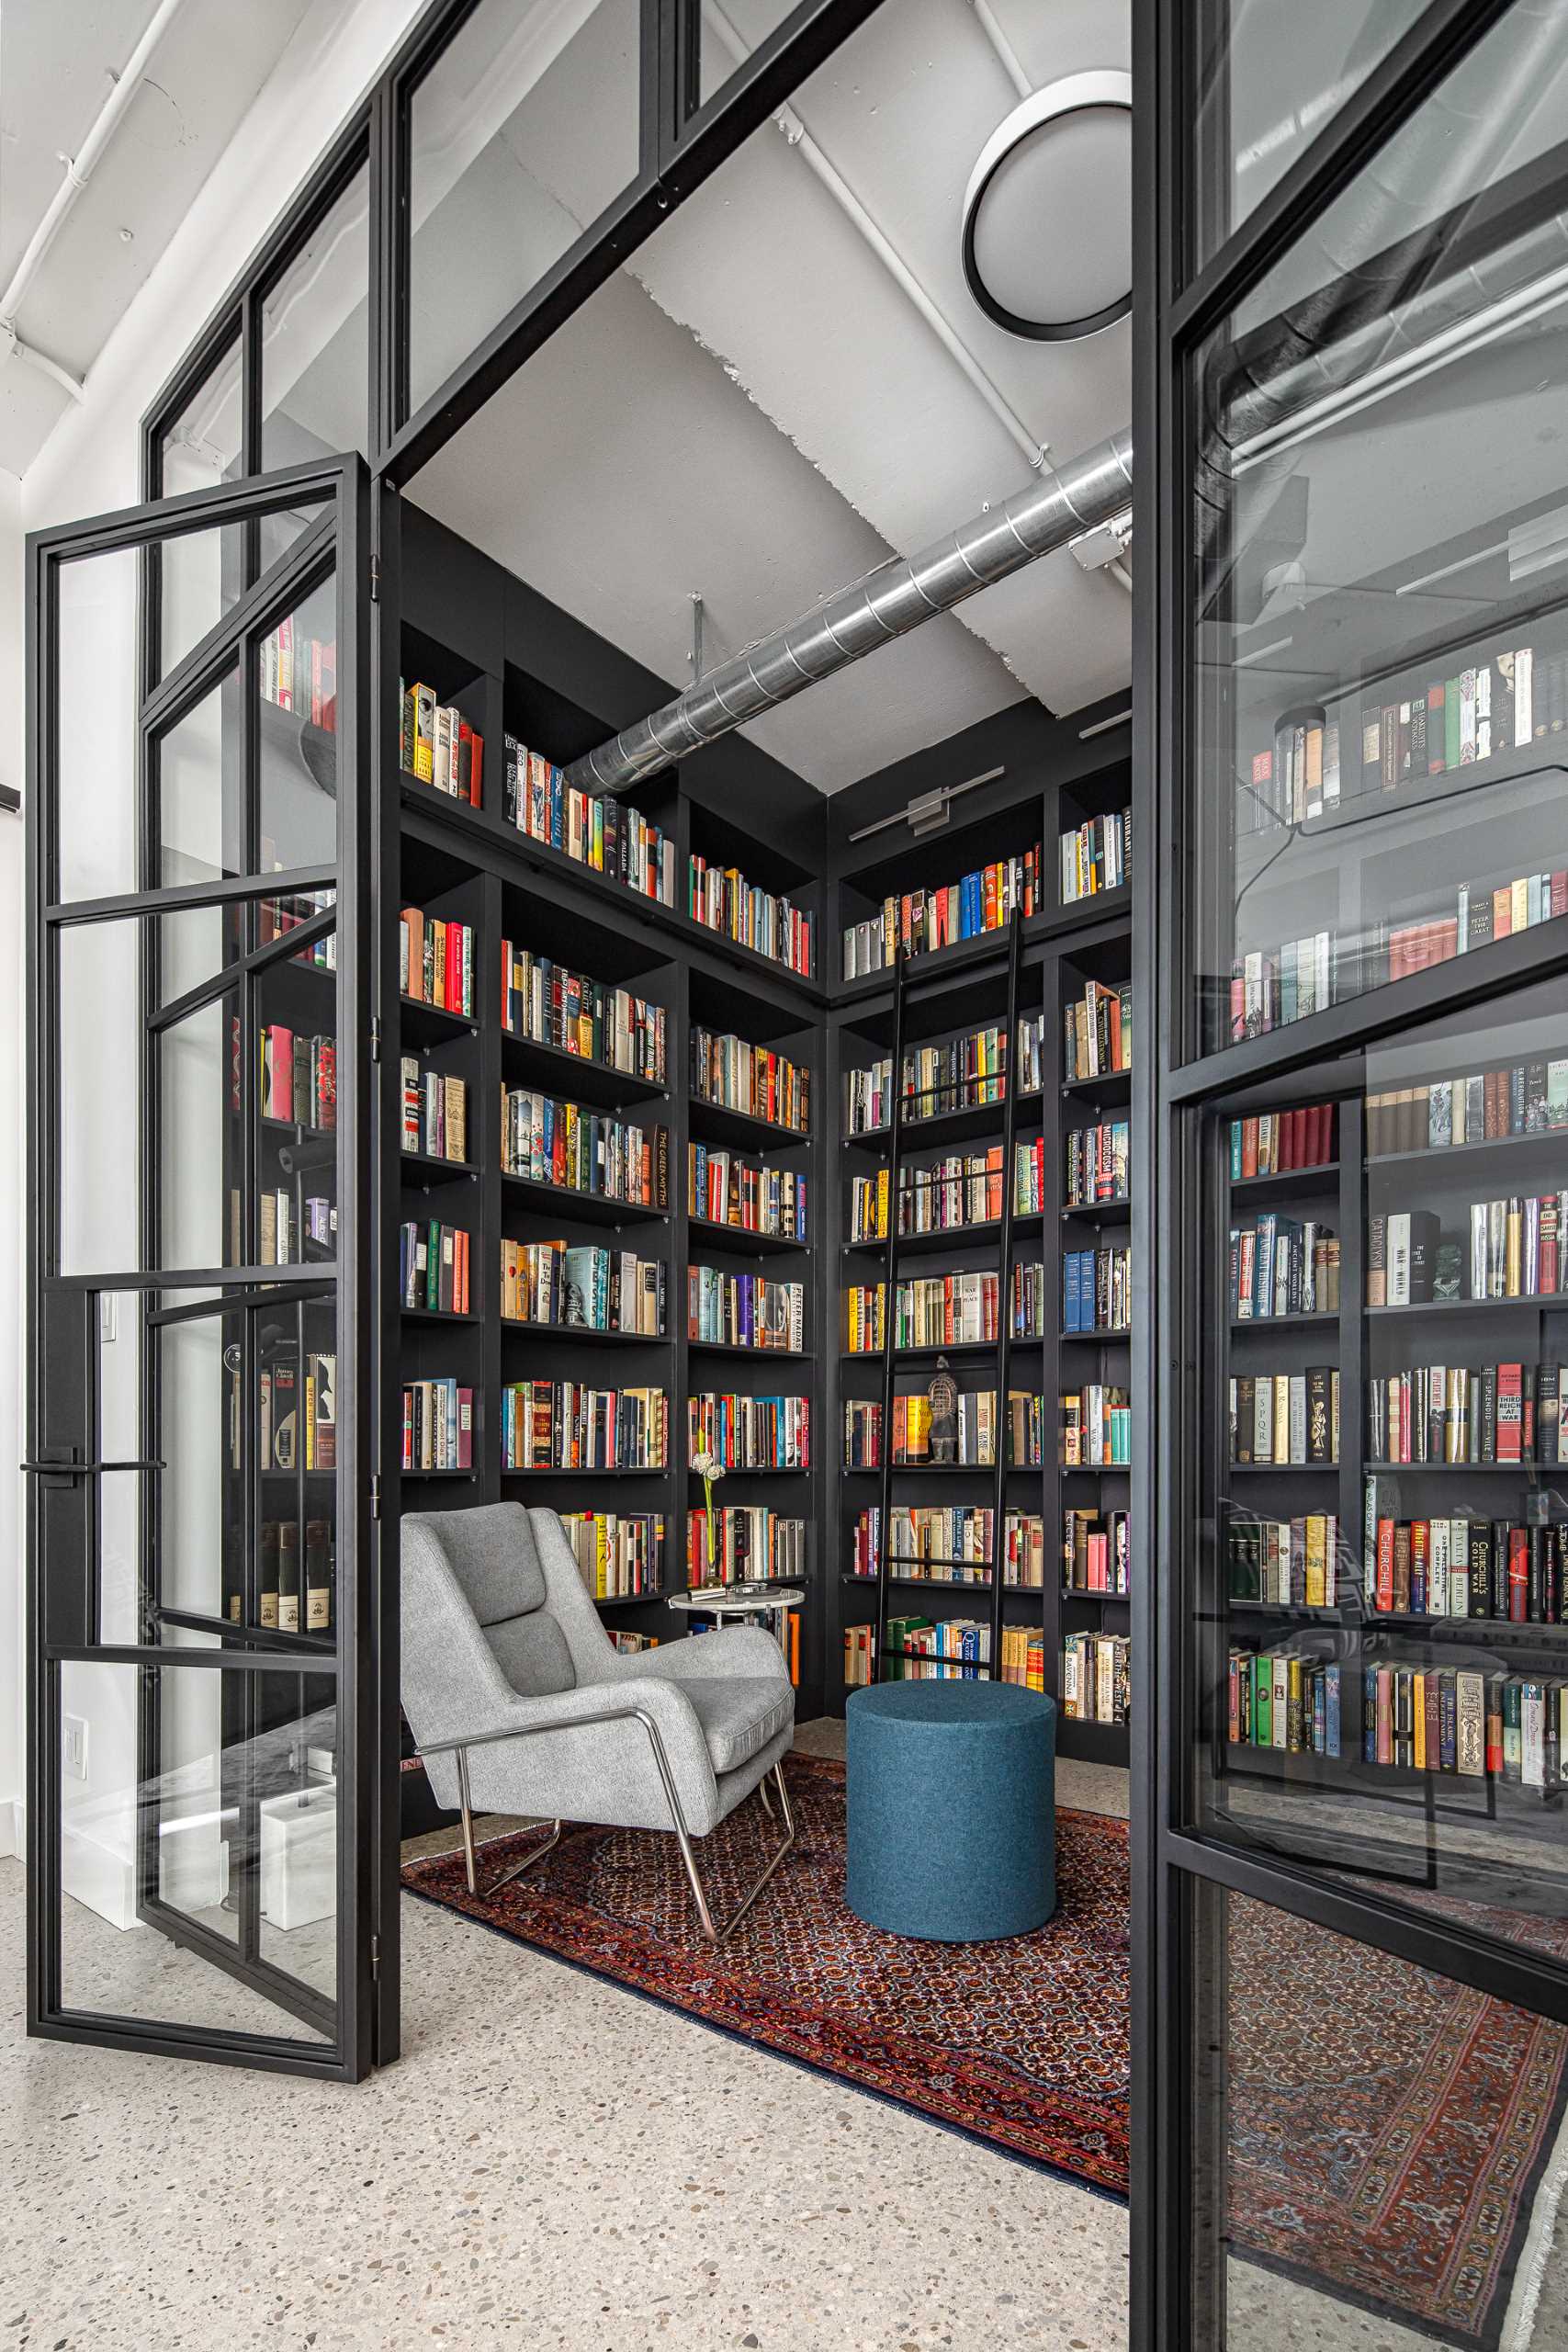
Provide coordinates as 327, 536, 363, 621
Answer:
1188, 5, 1568, 1059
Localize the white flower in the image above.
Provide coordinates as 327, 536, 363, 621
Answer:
691, 1449, 727, 1481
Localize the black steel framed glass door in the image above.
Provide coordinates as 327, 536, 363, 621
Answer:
1135, 1, 1568, 2344
26, 457, 380, 2078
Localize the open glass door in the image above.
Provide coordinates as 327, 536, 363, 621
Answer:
27, 458, 380, 2078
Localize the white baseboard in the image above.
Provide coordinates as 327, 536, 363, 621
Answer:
0, 1795, 18, 1860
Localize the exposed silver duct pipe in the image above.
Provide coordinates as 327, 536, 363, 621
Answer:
566, 427, 1134, 795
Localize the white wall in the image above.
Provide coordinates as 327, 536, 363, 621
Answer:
1, 0, 428, 1888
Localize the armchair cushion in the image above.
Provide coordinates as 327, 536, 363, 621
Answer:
677, 1677, 796, 1774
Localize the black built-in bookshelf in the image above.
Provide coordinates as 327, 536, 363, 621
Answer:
393, 503, 1134, 1826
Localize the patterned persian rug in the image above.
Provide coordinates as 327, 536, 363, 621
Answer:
402, 1756, 1568, 2346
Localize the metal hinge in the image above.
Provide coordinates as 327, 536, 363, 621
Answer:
370, 1934, 381, 1980
369, 1474, 382, 1521
369, 1014, 382, 1064
369, 550, 380, 603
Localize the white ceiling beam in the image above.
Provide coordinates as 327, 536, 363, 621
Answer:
965, 0, 1032, 100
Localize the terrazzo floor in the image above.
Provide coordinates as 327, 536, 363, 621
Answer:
6, 1729, 1555, 2349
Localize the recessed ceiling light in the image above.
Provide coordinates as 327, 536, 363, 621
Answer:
962, 69, 1134, 342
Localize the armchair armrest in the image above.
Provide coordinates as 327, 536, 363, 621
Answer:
414, 1673, 721, 1834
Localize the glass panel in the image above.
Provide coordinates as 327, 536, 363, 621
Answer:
407, 0, 642, 417
1189, 1878, 1568, 2350
58, 919, 143, 1277
155, 658, 245, 890
57, 1658, 336, 2043
696, 0, 799, 111
260, 160, 370, 478
258, 569, 339, 873
158, 987, 240, 1272
55, 547, 138, 903
1190, 0, 1430, 265
157, 1304, 244, 1626
1203, 978, 1568, 1953
1189, 4, 1568, 1058
254, 910, 339, 1266
156, 338, 244, 681
158, 900, 243, 1005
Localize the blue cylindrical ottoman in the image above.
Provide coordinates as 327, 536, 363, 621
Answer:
845, 1680, 1056, 1940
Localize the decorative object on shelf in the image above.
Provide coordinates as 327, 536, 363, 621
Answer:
929, 1356, 958, 1464
692, 1448, 726, 1572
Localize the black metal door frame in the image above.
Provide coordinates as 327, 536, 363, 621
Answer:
1132, 1, 1568, 2344
26, 454, 379, 2081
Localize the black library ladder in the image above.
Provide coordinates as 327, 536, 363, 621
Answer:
873, 911, 1026, 1681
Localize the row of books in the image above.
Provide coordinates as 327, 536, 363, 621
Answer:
400, 1218, 470, 1315
841, 1622, 1058, 1690
266, 622, 337, 729
400, 681, 481, 803
1363, 1667, 1568, 1782
1229, 1216, 1339, 1319
850, 1505, 1046, 1586
1232, 871, 1567, 1043
1366, 1195, 1568, 1306
1062, 1633, 1130, 1722
849, 1151, 1004, 1242
1064, 1246, 1132, 1335
1060, 809, 1130, 902
1227, 1516, 1342, 1607
261, 888, 337, 965
1367, 1063, 1568, 1159
501, 944, 666, 1084
500, 1382, 669, 1472
688, 1144, 807, 1242
844, 1264, 1046, 1353
690, 1027, 810, 1134
1065, 1120, 1130, 1208
688, 855, 813, 978
1062, 1385, 1131, 1467
240, 1521, 335, 1635
1230, 1370, 1339, 1465
400, 1059, 466, 1162
501, 733, 675, 906
560, 1510, 665, 1600
1228, 1652, 1342, 1754
684, 1508, 806, 1584
841, 846, 1044, 979
1368, 1363, 1562, 1465
400, 908, 474, 1017
1064, 1507, 1130, 1594
247, 1351, 335, 1476
1366, 1507, 1568, 1623
687, 1267, 806, 1353
840, 1391, 1044, 1470
1229, 1103, 1336, 1179
402, 1378, 473, 1472
501, 1240, 665, 1336
843, 1018, 1045, 1136
255, 1024, 337, 1130
500, 1088, 668, 1207
686, 1393, 810, 1470
257, 1189, 334, 1267
1065, 979, 1132, 1081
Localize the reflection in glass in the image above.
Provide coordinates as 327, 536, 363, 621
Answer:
157, 337, 244, 679
407, 0, 640, 416
261, 161, 370, 480
1191, 0, 1430, 263
258, 570, 339, 873
255, 909, 339, 1266
1191, 1879, 1568, 2350
1206, 980, 1568, 1949
56, 548, 138, 904
156, 659, 245, 890
1190, 7, 1568, 1059
57, 1659, 336, 2041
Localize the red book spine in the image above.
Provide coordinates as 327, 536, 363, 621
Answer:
1376, 1518, 1395, 1613
1509, 1529, 1529, 1622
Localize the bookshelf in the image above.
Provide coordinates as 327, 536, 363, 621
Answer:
389, 505, 1135, 1826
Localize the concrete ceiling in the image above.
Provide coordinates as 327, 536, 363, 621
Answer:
0, 0, 313, 475
406, 0, 1134, 794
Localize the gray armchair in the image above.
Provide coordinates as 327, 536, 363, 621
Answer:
400, 1503, 796, 1940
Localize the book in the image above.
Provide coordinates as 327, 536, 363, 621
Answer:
843, 844, 1043, 978
691, 854, 813, 978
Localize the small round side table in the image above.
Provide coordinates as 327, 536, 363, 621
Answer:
666, 1583, 806, 1654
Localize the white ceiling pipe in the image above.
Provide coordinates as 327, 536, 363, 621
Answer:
700, 0, 1048, 470
966, 0, 1032, 101
0, 0, 188, 338
1, 322, 85, 402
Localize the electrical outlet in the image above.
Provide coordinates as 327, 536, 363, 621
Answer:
62, 1714, 88, 1781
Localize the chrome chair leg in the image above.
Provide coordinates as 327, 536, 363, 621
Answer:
455, 1753, 563, 1895
662, 1759, 795, 1945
